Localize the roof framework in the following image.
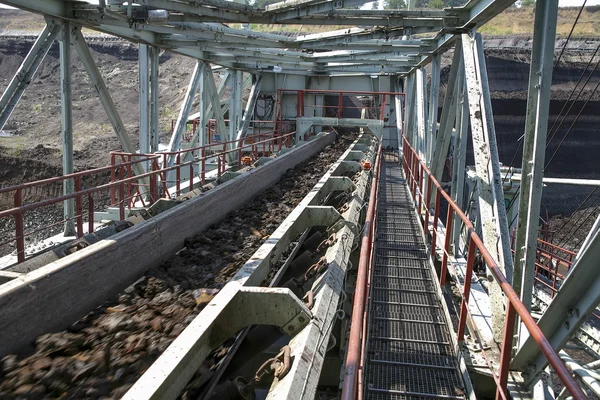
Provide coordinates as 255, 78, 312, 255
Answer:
1, 0, 514, 76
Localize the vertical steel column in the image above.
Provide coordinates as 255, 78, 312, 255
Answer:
0, 23, 61, 130
198, 68, 207, 148
403, 74, 415, 147
427, 54, 441, 166
229, 70, 243, 158
59, 22, 75, 236
150, 46, 160, 153
462, 32, 514, 342
415, 68, 428, 163
167, 61, 202, 166
393, 77, 404, 155
236, 74, 262, 141
139, 44, 150, 168
513, 0, 559, 316
451, 69, 469, 252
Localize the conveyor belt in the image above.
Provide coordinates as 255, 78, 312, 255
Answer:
364, 154, 465, 400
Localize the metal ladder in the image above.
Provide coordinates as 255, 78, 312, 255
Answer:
364, 154, 465, 400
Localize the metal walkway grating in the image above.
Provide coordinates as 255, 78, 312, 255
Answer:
364, 155, 465, 400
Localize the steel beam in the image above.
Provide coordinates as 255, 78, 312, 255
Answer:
139, 44, 150, 168
204, 66, 228, 143
427, 53, 440, 165
430, 42, 461, 187
512, 226, 600, 385
71, 29, 137, 156
236, 75, 262, 141
0, 22, 61, 130
167, 61, 203, 166
415, 67, 428, 163
150, 46, 159, 152
403, 73, 416, 148
512, 0, 559, 317
462, 32, 513, 342
59, 22, 75, 237
451, 70, 468, 252
229, 70, 243, 148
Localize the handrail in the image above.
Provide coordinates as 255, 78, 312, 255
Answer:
402, 136, 586, 400
0, 155, 158, 195
341, 143, 382, 400
0, 131, 297, 263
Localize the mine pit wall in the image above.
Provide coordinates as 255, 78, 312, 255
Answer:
438, 45, 600, 217
0, 133, 335, 357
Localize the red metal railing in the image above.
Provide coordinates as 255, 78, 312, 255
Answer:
402, 136, 586, 400
341, 143, 382, 400
0, 132, 296, 264
0, 156, 158, 263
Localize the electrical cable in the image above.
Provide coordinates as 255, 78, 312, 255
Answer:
544, 78, 600, 171
550, 187, 597, 242
546, 44, 600, 147
561, 201, 600, 252
553, 0, 588, 70
554, 191, 600, 250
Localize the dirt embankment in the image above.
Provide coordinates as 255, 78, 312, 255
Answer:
0, 35, 202, 171
0, 133, 357, 400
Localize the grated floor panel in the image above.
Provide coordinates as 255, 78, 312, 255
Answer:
364, 156, 464, 400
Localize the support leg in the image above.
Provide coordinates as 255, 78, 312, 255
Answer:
60, 22, 74, 236
512, 0, 559, 316
150, 46, 160, 153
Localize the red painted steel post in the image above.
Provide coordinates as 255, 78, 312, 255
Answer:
418, 163, 424, 219
75, 176, 83, 238
496, 303, 517, 400
14, 189, 25, 263
440, 207, 454, 286
88, 194, 94, 234
424, 176, 432, 229
110, 154, 116, 204
176, 154, 181, 196
458, 238, 476, 341
119, 182, 125, 221
341, 144, 382, 400
431, 190, 441, 251
149, 164, 157, 204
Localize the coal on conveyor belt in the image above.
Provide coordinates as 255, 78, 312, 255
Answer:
0, 132, 357, 400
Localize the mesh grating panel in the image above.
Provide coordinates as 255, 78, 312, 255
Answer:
364, 156, 465, 400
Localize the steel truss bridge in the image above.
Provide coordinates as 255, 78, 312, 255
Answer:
0, 0, 599, 399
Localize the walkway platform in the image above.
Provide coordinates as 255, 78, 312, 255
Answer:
364, 154, 466, 400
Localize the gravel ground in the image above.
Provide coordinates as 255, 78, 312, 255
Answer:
0, 132, 357, 400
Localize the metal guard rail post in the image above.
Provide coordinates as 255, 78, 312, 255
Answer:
401, 136, 586, 400
341, 142, 383, 400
